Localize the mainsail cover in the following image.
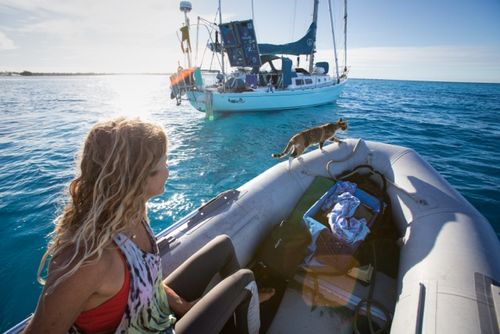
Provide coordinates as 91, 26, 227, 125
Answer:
258, 22, 316, 56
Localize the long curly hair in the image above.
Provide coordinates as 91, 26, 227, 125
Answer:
38, 117, 167, 291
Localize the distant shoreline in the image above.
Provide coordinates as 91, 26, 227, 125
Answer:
0, 71, 168, 76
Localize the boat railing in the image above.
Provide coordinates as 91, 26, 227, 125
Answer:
202, 69, 341, 93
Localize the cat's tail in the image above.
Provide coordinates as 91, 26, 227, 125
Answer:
272, 142, 292, 158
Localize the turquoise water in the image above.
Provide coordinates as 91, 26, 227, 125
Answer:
0, 75, 499, 330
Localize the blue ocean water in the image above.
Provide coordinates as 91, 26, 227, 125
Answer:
0, 75, 499, 331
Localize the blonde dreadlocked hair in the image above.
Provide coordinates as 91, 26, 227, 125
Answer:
38, 117, 167, 292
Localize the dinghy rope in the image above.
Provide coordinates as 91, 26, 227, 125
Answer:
299, 138, 363, 177
325, 139, 427, 206
353, 242, 392, 334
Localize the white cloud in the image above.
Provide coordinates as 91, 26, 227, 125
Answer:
347, 46, 498, 65
18, 18, 82, 37
3, 0, 181, 41
0, 0, 185, 71
0, 31, 16, 49
316, 46, 500, 83
1, 0, 170, 19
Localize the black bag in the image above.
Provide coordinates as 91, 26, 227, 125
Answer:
256, 220, 311, 279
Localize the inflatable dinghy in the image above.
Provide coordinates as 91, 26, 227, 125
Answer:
7, 139, 500, 333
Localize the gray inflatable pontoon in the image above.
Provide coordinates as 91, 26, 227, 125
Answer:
154, 138, 500, 333
7, 139, 500, 333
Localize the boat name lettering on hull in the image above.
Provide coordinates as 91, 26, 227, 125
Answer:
228, 98, 245, 104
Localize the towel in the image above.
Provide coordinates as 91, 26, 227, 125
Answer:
328, 192, 370, 245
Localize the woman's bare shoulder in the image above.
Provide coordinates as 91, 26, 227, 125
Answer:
25, 244, 118, 333
46, 243, 116, 287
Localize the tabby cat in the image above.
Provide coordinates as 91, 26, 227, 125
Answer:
272, 119, 347, 159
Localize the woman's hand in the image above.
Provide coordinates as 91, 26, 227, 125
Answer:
163, 282, 197, 316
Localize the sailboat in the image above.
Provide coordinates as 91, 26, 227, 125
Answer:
170, 0, 348, 117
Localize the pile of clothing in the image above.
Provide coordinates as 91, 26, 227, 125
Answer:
321, 181, 370, 245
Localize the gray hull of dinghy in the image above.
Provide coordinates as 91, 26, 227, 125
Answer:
157, 138, 500, 334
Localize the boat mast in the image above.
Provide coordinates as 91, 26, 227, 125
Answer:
251, 0, 255, 22
328, 0, 340, 82
219, 0, 225, 79
308, 0, 319, 73
195, 16, 200, 66
180, 1, 192, 68
344, 0, 347, 73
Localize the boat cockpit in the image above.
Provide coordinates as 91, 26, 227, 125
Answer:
220, 57, 337, 93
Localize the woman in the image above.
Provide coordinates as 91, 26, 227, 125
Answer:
24, 117, 271, 334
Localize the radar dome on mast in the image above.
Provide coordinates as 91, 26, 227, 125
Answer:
179, 1, 192, 13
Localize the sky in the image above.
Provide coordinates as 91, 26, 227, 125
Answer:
1, 0, 499, 83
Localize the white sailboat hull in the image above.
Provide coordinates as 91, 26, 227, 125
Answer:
186, 80, 346, 113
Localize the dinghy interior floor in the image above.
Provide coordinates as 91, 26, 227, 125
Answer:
248, 171, 402, 333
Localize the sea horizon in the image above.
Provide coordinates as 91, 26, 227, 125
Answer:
1, 71, 499, 85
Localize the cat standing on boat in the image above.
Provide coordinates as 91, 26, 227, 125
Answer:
24, 117, 266, 334
272, 118, 348, 159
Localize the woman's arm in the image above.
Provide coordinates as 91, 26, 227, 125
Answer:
163, 282, 197, 316
23, 254, 110, 334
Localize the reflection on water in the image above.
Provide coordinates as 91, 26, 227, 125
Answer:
105, 75, 162, 118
